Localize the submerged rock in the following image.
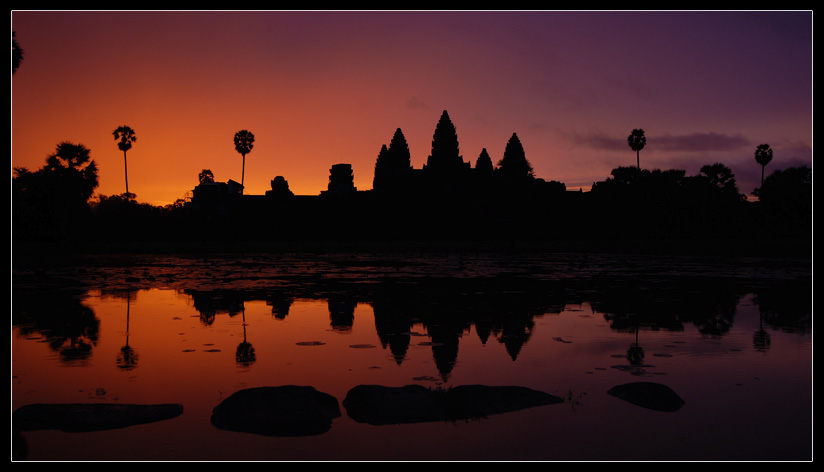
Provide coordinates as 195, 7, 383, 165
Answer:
607, 382, 686, 412
447, 384, 565, 417
13, 403, 183, 433
211, 385, 341, 436
343, 384, 564, 425
12, 402, 184, 460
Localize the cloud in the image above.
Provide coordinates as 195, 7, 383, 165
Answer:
565, 130, 751, 154
404, 96, 429, 110
558, 130, 625, 152
772, 139, 813, 167
653, 132, 751, 152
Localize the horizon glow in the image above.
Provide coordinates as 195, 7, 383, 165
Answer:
11, 11, 812, 206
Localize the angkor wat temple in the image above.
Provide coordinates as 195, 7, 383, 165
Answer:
181, 110, 809, 246
185, 110, 571, 241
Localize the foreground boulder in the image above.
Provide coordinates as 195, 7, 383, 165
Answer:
607, 382, 686, 412
13, 402, 184, 460
13, 403, 183, 432
343, 384, 564, 425
211, 385, 341, 436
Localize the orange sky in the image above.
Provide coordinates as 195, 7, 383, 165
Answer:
12, 11, 812, 206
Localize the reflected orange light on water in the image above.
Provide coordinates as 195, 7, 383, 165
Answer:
12, 285, 813, 461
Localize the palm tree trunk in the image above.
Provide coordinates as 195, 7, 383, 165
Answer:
241, 154, 246, 194
637, 150, 640, 169
123, 150, 129, 198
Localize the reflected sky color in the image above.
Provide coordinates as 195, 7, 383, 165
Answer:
12, 10, 812, 206
12, 287, 812, 460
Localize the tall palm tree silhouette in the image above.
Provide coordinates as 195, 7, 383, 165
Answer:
234, 130, 255, 193
754, 143, 773, 188
113, 126, 137, 198
627, 128, 646, 169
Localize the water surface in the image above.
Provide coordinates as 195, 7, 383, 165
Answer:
12, 251, 812, 461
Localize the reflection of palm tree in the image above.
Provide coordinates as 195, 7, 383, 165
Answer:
116, 291, 138, 370
236, 308, 256, 366
753, 308, 771, 353
113, 126, 137, 199
627, 128, 646, 169
627, 326, 645, 365
754, 143, 773, 188
234, 130, 255, 193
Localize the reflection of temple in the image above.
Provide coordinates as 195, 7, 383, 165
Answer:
153, 271, 813, 382
181, 284, 553, 381
187, 290, 296, 323
368, 284, 556, 382
267, 295, 293, 320
371, 299, 414, 365
13, 273, 812, 373
186, 290, 246, 325
328, 295, 356, 332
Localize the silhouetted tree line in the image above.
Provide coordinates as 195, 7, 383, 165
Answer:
12, 110, 811, 248
13, 142, 99, 241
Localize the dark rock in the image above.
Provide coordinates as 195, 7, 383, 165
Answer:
343, 384, 564, 425
344, 384, 448, 425
13, 403, 183, 433
607, 382, 686, 412
447, 384, 565, 418
210, 385, 341, 436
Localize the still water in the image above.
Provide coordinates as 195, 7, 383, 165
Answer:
12, 251, 812, 461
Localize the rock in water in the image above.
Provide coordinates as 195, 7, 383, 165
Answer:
13, 403, 184, 432
211, 385, 341, 436
343, 384, 564, 425
344, 384, 448, 425
607, 382, 686, 412
446, 384, 565, 418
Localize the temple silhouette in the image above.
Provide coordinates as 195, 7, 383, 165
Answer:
182, 110, 573, 242
12, 109, 812, 248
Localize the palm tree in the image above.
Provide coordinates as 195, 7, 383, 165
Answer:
113, 126, 137, 198
234, 130, 255, 193
627, 129, 646, 169
754, 143, 773, 187
45, 141, 99, 202
199, 169, 215, 184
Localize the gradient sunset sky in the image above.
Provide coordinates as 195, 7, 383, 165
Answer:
12, 10, 812, 206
